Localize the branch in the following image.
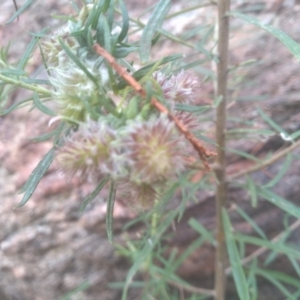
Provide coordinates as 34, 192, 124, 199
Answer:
93, 44, 216, 170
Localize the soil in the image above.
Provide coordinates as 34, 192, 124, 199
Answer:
1, 1, 300, 300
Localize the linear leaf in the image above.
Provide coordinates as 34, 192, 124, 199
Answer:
257, 108, 289, 136
17, 147, 55, 207
175, 103, 209, 113
258, 188, 300, 219
140, 0, 171, 63
18, 28, 48, 70
223, 209, 251, 300
106, 180, 116, 243
255, 269, 297, 299
59, 39, 98, 85
118, 54, 182, 89
188, 218, 215, 244
235, 205, 267, 239
5, 0, 33, 24
246, 176, 258, 208
263, 153, 292, 188
80, 177, 109, 212
230, 11, 300, 61
117, 0, 129, 43
33, 93, 56, 116
235, 234, 300, 260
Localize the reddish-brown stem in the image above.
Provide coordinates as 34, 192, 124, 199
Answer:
93, 44, 216, 170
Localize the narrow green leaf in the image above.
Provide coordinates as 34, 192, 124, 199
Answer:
263, 154, 292, 188
96, 15, 106, 47
235, 205, 267, 240
140, 0, 171, 63
23, 79, 51, 85
118, 54, 182, 89
246, 176, 258, 208
255, 269, 296, 299
59, 281, 90, 300
290, 129, 300, 140
122, 209, 178, 300
257, 108, 289, 136
288, 255, 300, 278
80, 177, 109, 212
188, 218, 215, 244
117, 0, 129, 43
59, 39, 98, 86
106, 181, 116, 243
175, 103, 209, 113
121, 239, 155, 300
258, 188, 300, 219
17, 147, 55, 207
0, 97, 32, 116
32, 93, 56, 116
102, 17, 112, 53
114, 46, 139, 58
223, 209, 251, 300
230, 11, 300, 61
5, 0, 33, 24
29, 125, 63, 143
235, 234, 300, 260
18, 28, 47, 70
0, 69, 26, 76
227, 148, 261, 162
247, 260, 258, 300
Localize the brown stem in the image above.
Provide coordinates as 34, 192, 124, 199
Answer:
214, 0, 231, 299
93, 44, 216, 170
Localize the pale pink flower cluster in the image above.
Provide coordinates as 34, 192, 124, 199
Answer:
56, 70, 201, 209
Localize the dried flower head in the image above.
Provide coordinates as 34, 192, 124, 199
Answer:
118, 180, 159, 210
56, 120, 117, 180
153, 70, 201, 104
122, 114, 186, 184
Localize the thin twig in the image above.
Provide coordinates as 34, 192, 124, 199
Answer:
214, 0, 231, 299
229, 139, 300, 180
93, 44, 216, 170
225, 219, 300, 275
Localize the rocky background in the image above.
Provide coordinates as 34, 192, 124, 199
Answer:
1, 0, 300, 299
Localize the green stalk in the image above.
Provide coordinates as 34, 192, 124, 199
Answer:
0, 74, 52, 96
214, 0, 231, 299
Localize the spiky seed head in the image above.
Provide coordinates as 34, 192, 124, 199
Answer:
122, 115, 186, 184
56, 120, 117, 180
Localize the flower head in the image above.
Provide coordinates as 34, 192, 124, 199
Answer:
118, 180, 159, 210
41, 26, 76, 68
51, 64, 100, 122
56, 119, 118, 180
153, 70, 201, 104
122, 114, 186, 184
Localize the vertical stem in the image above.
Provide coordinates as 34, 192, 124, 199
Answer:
215, 0, 230, 300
